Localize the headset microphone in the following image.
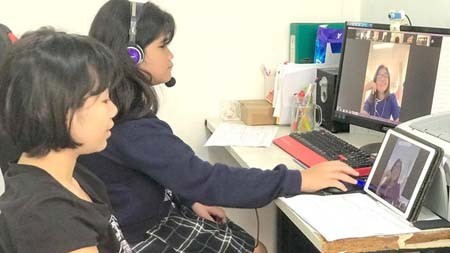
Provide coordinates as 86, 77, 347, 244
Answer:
165, 77, 176, 87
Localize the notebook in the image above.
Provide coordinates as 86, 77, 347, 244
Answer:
280, 128, 443, 240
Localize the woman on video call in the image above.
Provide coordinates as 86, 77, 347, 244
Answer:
376, 159, 403, 206
361, 64, 400, 121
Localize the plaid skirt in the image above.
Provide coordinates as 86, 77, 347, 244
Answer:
132, 205, 255, 253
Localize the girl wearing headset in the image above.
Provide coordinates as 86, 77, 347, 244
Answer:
80, 1, 359, 252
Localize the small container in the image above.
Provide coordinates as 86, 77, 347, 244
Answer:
291, 103, 322, 133
239, 100, 275, 125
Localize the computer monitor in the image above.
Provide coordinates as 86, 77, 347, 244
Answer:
334, 22, 450, 133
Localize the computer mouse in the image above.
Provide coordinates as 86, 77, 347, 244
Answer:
322, 187, 345, 194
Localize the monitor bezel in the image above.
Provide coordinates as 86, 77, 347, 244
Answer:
333, 21, 450, 132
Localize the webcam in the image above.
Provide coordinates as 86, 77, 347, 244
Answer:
388, 10, 406, 21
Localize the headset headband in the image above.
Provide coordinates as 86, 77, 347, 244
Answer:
128, 1, 143, 45
128, 0, 148, 43
127, 0, 146, 64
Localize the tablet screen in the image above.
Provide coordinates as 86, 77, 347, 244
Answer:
364, 129, 436, 219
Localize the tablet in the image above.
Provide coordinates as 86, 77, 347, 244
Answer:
364, 129, 442, 221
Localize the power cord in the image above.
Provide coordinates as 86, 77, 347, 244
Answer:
254, 208, 260, 248
405, 14, 412, 26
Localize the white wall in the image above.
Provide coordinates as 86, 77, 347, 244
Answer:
0, 0, 360, 162
155, 0, 361, 161
360, 0, 450, 28
0, 0, 106, 35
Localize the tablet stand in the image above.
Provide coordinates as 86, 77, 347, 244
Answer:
416, 159, 450, 229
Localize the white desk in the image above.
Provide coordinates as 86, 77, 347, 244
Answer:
205, 118, 450, 252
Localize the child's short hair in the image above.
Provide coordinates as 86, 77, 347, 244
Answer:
0, 27, 120, 157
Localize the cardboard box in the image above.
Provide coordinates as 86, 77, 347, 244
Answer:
240, 100, 275, 125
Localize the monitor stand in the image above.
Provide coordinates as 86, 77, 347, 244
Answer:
359, 142, 382, 155
347, 125, 384, 155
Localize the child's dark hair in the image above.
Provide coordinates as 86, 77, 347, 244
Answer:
89, 0, 175, 122
0, 27, 120, 157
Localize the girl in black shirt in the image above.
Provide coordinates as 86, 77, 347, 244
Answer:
0, 28, 167, 253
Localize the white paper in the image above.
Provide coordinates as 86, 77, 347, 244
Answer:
204, 122, 278, 147
280, 193, 419, 241
272, 65, 283, 117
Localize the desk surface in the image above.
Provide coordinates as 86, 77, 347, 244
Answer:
205, 119, 450, 253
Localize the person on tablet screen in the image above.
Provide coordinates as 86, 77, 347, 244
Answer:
376, 159, 402, 206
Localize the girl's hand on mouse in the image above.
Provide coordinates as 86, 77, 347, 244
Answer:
299, 161, 359, 192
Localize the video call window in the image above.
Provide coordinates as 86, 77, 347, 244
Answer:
359, 42, 409, 122
335, 24, 450, 132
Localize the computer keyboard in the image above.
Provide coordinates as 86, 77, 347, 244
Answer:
273, 130, 375, 176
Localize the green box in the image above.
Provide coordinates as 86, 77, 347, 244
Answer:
289, 23, 344, 64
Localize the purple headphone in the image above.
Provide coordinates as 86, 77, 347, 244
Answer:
127, 1, 144, 64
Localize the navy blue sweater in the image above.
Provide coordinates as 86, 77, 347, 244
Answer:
79, 116, 301, 244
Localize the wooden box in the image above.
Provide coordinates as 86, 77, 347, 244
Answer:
239, 100, 275, 125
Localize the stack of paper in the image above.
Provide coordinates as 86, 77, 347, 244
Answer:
204, 122, 278, 147
280, 193, 419, 241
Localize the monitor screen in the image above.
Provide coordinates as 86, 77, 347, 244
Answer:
334, 22, 450, 132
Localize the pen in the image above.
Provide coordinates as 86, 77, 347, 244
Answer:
356, 179, 366, 188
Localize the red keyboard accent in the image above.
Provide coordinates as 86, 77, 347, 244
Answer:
273, 135, 327, 167
273, 135, 371, 177
355, 167, 371, 177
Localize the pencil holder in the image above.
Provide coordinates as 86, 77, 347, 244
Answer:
291, 103, 322, 133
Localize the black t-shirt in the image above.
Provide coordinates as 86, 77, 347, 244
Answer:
0, 163, 132, 253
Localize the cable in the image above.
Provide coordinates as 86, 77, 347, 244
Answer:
405, 14, 412, 26
254, 208, 260, 248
